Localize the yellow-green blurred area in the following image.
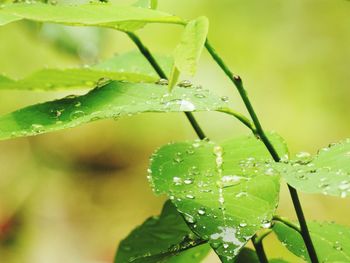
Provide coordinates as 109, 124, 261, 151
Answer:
0, 0, 349, 262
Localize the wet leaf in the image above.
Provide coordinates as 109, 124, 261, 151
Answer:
0, 2, 183, 31
0, 51, 173, 91
115, 200, 210, 263
273, 221, 350, 262
149, 134, 287, 260
0, 80, 226, 140
273, 139, 350, 198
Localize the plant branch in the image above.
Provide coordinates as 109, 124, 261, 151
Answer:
273, 215, 302, 234
127, 31, 206, 140
252, 231, 270, 263
204, 39, 319, 263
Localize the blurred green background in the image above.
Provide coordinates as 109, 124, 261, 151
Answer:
0, 0, 349, 262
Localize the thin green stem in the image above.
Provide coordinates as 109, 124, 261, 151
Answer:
252, 231, 270, 263
273, 215, 302, 234
127, 31, 206, 140
205, 39, 319, 263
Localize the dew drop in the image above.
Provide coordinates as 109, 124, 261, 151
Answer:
178, 80, 192, 88
197, 209, 206, 216
156, 78, 168, 85
220, 96, 229, 102
184, 179, 194, 185
70, 110, 85, 120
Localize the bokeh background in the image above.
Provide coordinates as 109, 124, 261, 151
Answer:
0, 0, 349, 262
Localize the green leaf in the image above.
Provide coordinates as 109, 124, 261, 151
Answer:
133, 0, 158, 9
0, 51, 173, 91
0, 11, 20, 25
273, 139, 350, 198
273, 221, 350, 262
115, 200, 210, 263
0, 81, 226, 140
0, 2, 183, 31
234, 248, 259, 263
174, 16, 209, 76
149, 134, 288, 260
168, 66, 180, 92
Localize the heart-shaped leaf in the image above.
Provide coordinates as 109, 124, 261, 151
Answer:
115, 200, 210, 263
149, 134, 287, 260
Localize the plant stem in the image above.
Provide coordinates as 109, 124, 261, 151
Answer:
127, 31, 206, 140
252, 231, 271, 263
273, 215, 301, 234
205, 39, 319, 263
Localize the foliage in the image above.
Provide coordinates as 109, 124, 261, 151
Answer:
0, 1, 348, 263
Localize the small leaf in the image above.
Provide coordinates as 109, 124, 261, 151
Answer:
0, 81, 226, 140
168, 66, 180, 92
115, 200, 210, 263
0, 51, 173, 91
0, 2, 183, 32
174, 16, 209, 76
133, 0, 158, 9
149, 134, 287, 260
273, 221, 350, 262
273, 139, 350, 198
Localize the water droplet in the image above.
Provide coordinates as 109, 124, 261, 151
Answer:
239, 223, 247, 227
74, 101, 81, 107
178, 80, 192, 88
220, 96, 229, 102
184, 214, 196, 224
184, 179, 194, 185
31, 124, 44, 133
179, 100, 196, 111
96, 77, 111, 88
186, 194, 195, 199
198, 209, 206, 215
173, 177, 182, 186
296, 152, 311, 158
156, 79, 168, 85
188, 166, 199, 176
70, 110, 85, 120
333, 241, 342, 251
194, 93, 207, 99
261, 220, 271, 229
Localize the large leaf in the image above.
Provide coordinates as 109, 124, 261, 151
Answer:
0, 81, 226, 140
115, 200, 210, 263
273, 139, 350, 198
173, 16, 209, 76
0, 2, 184, 31
0, 51, 173, 91
149, 134, 288, 260
273, 221, 350, 262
